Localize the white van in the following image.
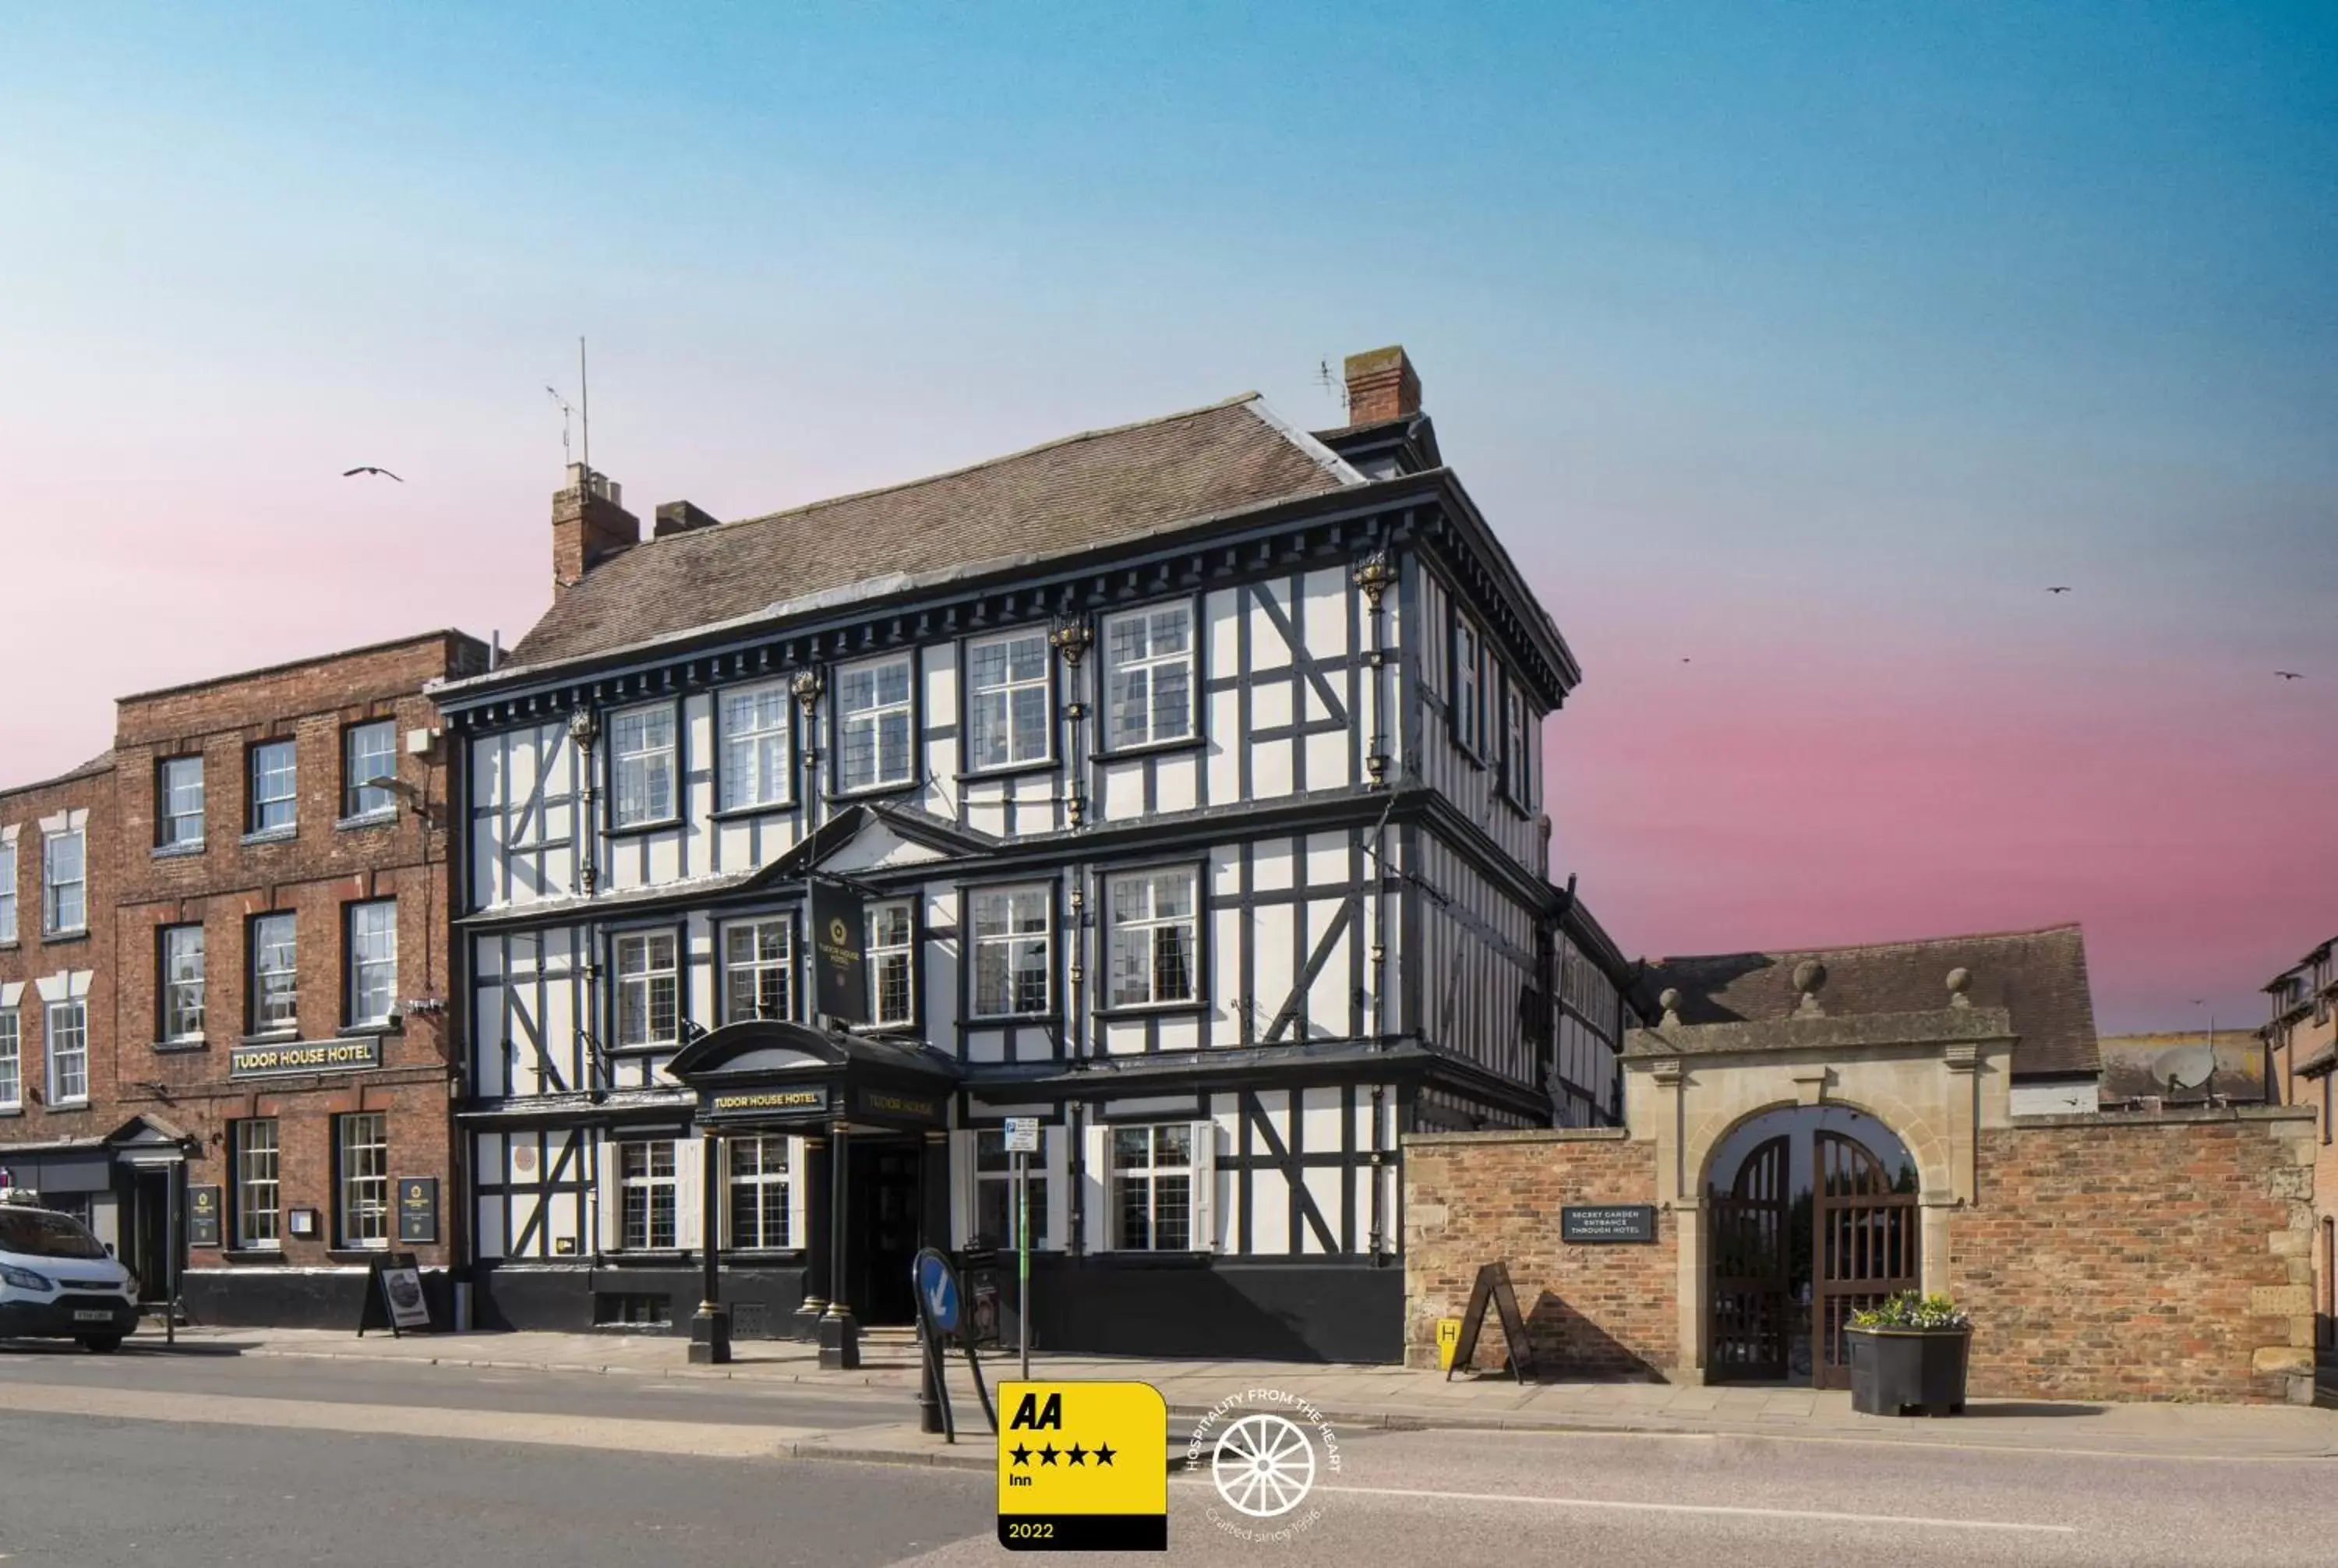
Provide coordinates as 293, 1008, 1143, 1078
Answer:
0, 1201, 140, 1352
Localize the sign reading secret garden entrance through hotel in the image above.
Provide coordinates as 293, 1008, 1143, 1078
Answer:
1560, 1204, 1658, 1243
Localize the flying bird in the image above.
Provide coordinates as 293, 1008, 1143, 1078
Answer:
2046, 585, 2071, 594
2277, 671, 2304, 680
343, 466, 403, 482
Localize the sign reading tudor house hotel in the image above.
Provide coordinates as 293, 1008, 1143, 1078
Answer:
228, 1036, 385, 1079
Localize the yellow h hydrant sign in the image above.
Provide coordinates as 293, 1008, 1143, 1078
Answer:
1436, 1317, 1462, 1370
997, 1380, 1168, 1551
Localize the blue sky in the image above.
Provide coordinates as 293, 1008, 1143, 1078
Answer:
2, 3, 2332, 1030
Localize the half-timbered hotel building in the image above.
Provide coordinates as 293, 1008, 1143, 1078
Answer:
433, 348, 1638, 1361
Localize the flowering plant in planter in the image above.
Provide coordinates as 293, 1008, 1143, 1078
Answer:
1845, 1293, 1971, 1416
1847, 1291, 1970, 1332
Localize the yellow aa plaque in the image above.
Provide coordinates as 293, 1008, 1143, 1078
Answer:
996, 1380, 1168, 1552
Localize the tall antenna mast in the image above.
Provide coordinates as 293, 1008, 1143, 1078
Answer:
579, 336, 591, 476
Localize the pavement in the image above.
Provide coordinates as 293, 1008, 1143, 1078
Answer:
121, 1321, 2338, 1464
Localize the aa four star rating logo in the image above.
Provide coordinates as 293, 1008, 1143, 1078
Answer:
996, 1381, 1167, 1551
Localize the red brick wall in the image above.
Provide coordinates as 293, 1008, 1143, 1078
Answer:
0, 760, 118, 1142
1958, 1111, 2317, 1404
108, 632, 482, 1273
1404, 1129, 1676, 1376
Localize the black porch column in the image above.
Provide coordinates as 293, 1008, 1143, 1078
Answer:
921, 1130, 950, 1252
688, 1131, 731, 1364
794, 1133, 829, 1340
818, 1120, 860, 1368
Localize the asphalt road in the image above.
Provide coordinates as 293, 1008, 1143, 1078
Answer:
2, 1345, 2333, 1566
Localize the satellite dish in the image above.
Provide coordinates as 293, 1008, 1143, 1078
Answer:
2154, 1043, 2218, 1093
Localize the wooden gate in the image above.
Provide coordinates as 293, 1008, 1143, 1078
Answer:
1812, 1130, 1919, 1389
1708, 1135, 1791, 1380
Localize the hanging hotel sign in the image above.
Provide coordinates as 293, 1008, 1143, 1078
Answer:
701, 1086, 830, 1121
1560, 1204, 1658, 1244
810, 878, 867, 1024
230, 1037, 383, 1079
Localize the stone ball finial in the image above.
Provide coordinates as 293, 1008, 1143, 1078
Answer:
1946, 966, 1972, 1008
1792, 959, 1826, 994
1658, 987, 1682, 1026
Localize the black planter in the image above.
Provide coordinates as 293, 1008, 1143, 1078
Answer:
1847, 1327, 1970, 1417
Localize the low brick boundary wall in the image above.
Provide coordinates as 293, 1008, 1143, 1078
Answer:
1401, 1107, 2319, 1402
1404, 1128, 1675, 1376
1960, 1108, 2317, 1404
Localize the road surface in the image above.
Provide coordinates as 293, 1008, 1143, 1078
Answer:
1, 1344, 2332, 1566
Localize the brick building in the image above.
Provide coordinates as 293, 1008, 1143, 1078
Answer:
0, 754, 121, 1224
0, 631, 487, 1327
2258, 935, 2336, 1361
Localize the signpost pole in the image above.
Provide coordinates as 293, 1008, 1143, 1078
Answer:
1016, 1150, 1030, 1383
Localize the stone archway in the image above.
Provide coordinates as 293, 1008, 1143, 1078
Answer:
1626, 987, 2018, 1383
1702, 1104, 1923, 1386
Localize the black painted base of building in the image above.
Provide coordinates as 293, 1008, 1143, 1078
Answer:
180, 1266, 457, 1333
469, 1255, 1403, 1364
472, 1259, 814, 1339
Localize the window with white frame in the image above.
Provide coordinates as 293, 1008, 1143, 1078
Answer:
44, 999, 87, 1104
1110, 1124, 1193, 1251
974, 1127, 1050, 1251
160, 923, 206, 1042
836, 655, 914, 793
720, 920, 792, 1025
1453, 614, 1484, 757
0, 840, 15, 945
618, 1139, 677, 1249
610, 705, 678, 827
337, 1111, 389, 1248
0, 1009, 18, 1111
343, 721, 397, 819
970, 888, 1051, 1018
250, 912, 298, 1033
347, 900, 397, 1026
1107, 868, 1198, 1008
617, 931, 681, 1044
157, 755, 205, 847
43, 827, 85, 935
967, 630, 1051, 771
867, 902, 915, 1026
726, 1135, 790, 1249
235, 1119, 280, 1248
249, 739, 297, 834
1103, 603, 1194, 749
717, 682, 793, 812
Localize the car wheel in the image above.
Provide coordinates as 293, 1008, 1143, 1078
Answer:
78, 1334, 122, 1354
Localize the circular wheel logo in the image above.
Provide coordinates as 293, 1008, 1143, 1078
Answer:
1210, 1414, 1317, 1518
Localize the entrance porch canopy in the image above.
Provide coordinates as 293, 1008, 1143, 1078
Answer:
662, 1019, 960, 1134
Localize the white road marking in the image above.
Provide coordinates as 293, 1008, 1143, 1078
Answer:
1301, 1482, 2079, 1534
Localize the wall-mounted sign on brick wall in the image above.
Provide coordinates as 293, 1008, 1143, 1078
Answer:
228, 1036, 383, 1079
1560, 1204, 1658, 1244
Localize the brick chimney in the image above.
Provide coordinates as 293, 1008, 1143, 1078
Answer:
653, 500, 720, 539
552, 463, 638, 594
1343, 345, 1422, 426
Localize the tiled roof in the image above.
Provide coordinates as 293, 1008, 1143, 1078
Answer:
509, 395, 1358, 670
1633, 923, 2101, 1078
0, 749, 115, 801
